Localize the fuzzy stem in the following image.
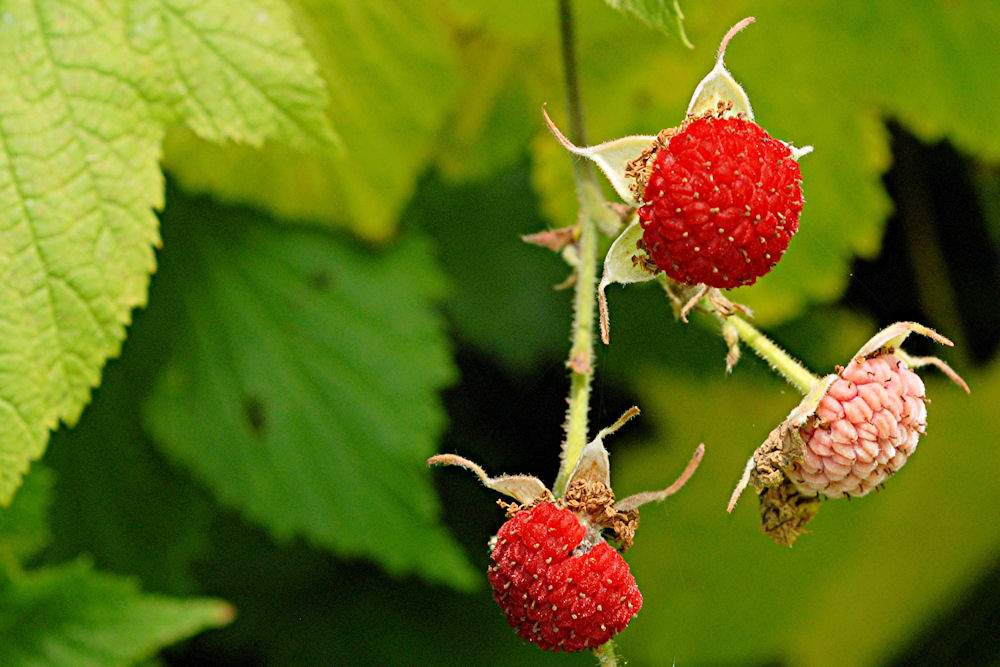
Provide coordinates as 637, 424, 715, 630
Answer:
594, 638, 620, 665
556, 201, 600, 496
553, 0, 601, 498
723, 312, 820, 394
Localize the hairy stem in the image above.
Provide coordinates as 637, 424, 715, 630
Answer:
724, 313, 820, 394
553, 0, 600, 498
556, 195, 600, 497
594, 637, 620, 665
550, 6, 622, 663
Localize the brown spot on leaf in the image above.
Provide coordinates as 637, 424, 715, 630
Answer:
243, 396, 266, 436
307, 270, 332, 292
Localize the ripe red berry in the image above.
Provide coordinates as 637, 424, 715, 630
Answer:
488, 502, 643, 652
637, 116, 804, 288
788, 353, 927, 498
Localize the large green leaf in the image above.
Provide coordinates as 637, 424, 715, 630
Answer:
0, 0, 333, 503
611, 320, 991, 666
0, 0, 161, 503
163, 0, 458, 241
143, 192, 476, 589
0, 559, 231, 666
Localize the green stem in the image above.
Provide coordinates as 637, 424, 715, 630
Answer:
554, 190, 600, 497
558, 0, 589, 153
553, 0, 601, 498
724, 312, 819, 394
594, 638, 620, 665
551, 6, 624, 662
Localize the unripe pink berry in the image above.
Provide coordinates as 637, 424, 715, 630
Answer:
787, 353, 927, 498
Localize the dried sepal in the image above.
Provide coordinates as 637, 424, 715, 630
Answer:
722, 320, 741, 373
686, 17, 755, 120
707, 288, 750, 319
671, 283, 710, 323
758, 479, 821, 547
788, 144, 814, 161
426, 454, 550, 506
659, 279, 752, 326
563, 408, 704, 548
566, 432, 613, 490
897, 350, 970, 393
614, 443, 705, 512
542, 106, 656, 207
598, 219, 658, 343
597, 405, 642, 439
726, 373, 838, 513
853, 321, 969, 393
522, 225, 578, 252
660, 279, 708, 322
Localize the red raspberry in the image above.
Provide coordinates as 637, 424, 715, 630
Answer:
488, 502, 642, 652
787, 353, 927, 499
638, 116, 804, 288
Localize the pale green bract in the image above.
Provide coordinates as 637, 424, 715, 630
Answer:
0, 0, 335, 503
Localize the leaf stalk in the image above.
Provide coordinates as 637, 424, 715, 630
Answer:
722, 312, 820, 394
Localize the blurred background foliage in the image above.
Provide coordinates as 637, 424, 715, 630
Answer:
13, 0, 1000, 664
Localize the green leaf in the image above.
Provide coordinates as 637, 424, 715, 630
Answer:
130, 0, 337, 150
0, 0, 162, 503
143, 191, 476, 589
0, 559, 232, 666
163, 0, 459, 241
603, 0, 692, 48
0, 465, 52, 563
0, 0, 333, 503
612, 321, 991, 666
